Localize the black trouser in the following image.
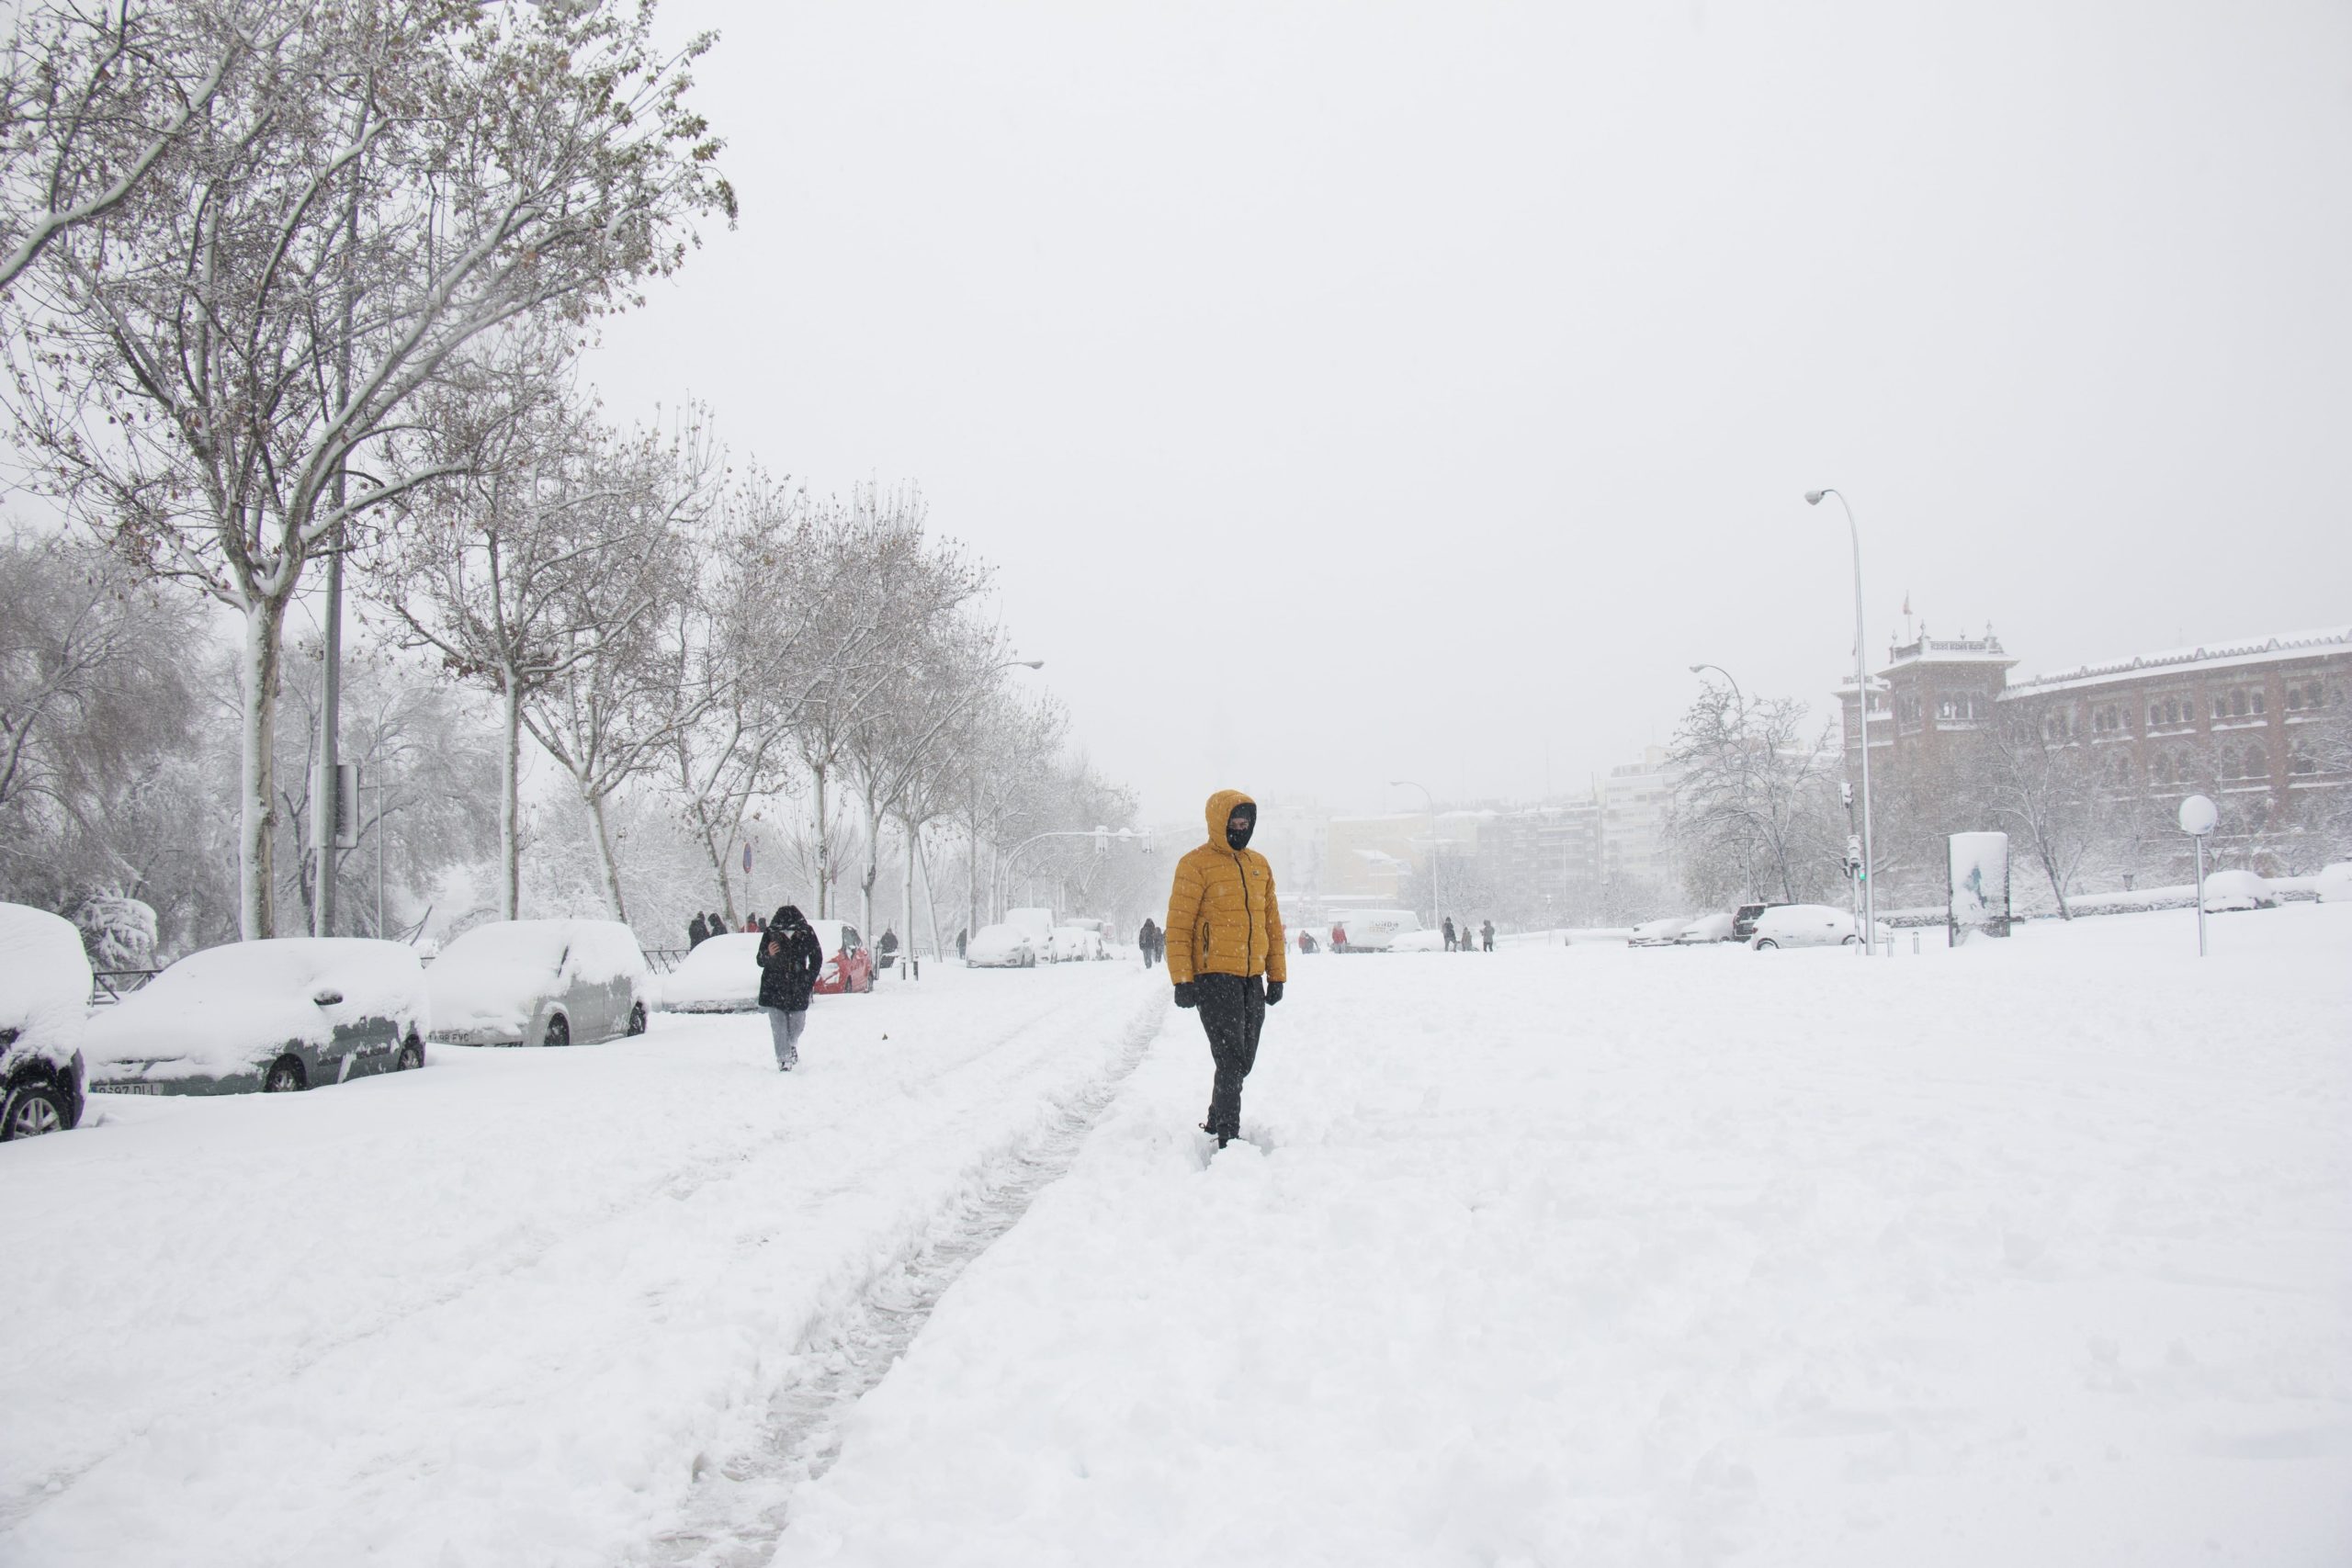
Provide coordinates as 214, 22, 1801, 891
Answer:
1194, 972, 1265, 1144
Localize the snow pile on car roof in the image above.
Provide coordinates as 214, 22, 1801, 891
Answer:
84, 938, 424, 1080
0, 903, 93, 1068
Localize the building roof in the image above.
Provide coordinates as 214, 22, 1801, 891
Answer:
2002, 626, 2352, 698
1876, 631, 2018, 676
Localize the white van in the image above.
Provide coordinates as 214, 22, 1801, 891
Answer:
1331, 909, 1423, 953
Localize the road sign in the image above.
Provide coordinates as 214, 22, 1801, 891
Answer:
742, 841, 753, 874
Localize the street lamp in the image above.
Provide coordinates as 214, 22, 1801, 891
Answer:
1805, 488, 1877, 954
1687, 662, 1745, 712
1388, 779, 1439, 931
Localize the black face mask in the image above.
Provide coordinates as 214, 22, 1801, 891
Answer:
1226, 808, 1255, 851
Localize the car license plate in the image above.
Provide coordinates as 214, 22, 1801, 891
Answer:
92, 1081, 162, 1095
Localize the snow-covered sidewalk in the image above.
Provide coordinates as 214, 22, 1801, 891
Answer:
773, 906, 2352, 1567
2, 960, 1164, 1566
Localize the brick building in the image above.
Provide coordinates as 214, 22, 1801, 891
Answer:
1838, 625, 2352, 879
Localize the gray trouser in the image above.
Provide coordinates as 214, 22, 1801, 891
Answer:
766, 1006, 807, 1067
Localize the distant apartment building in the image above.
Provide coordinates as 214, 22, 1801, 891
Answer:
1838, 623, 2352, 875
1318, 748, 1681, 923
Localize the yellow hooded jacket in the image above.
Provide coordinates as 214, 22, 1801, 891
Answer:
1165, 788, 1286, 986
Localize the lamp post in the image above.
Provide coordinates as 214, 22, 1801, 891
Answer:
1805, 488, 1877, 954
1389, 779, 1439, 931
2178, 794, 2217, 957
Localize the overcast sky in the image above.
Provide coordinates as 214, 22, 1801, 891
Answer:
586, 0, 2352, 824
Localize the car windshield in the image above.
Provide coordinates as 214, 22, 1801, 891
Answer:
437, 922, 570, 974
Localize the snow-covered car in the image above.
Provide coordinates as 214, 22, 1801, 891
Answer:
85, 938, 428, 1095
810, 919, 876, 995
1, 904, 90, 1138
966, 923, 1039, 968
2317, 863, 2352, 904
1747, 905, 1882, 950
659, 931, 761, 1012
1730, 902, 1789, 942
427, 919, 650, 1046
1047, 925, 1107, 963
1329, 909, 1423, 953
2200, 869, 2275, 914
1626, 917, 1690, 947
1673, 913, 1737, 944
1389, 930, 1447, 953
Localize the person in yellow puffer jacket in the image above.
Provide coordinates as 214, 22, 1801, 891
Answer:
1165, 788, 1286, 1147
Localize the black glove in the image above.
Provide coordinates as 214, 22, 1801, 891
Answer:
1171, 982, 1197, 1010
1264, 980, 1284, 1006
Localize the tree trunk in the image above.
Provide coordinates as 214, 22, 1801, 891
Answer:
585, 785, 629, 923
500, 673, 523, 920
238, 601, 288, 940
858, 790, 883, 935
811, 764, 831, 918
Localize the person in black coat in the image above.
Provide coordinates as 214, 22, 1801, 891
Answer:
1137, 917, 1160, 968
688, 912, 710, 949
756, 905, 824, 1071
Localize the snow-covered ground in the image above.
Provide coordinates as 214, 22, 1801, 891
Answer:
774, 905, 2352, 1567
6, 906, 2347, 1567
1, 961, 1164, 1566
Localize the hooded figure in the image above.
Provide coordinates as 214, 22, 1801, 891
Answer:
756, 904, 825, 1070
1164, 789, 1286, 1147
688, 912, 710, 949
1137, 917, 1160, 967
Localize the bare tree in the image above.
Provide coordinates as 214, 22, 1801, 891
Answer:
1976, 712, 2119, 919
0, 1, 261, 292
1667, 687, 1843, 905
6, 0, 731, 936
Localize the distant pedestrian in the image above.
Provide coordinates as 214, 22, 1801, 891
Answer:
1442, 916, 1456, 952
1137, 917, 1161, 968
878, 928, 899, 967
756, 905, 824, 1072
688, 912, 709, 949
1480, 919, 1495, 953
708, 911, 726, 943
1165, 789, 1286, 1149
1297, 929, 1317, 954
744, 914, 760, 933
1330, 920, 1348, 953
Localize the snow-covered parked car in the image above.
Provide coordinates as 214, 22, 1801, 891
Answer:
809, 919, 876, 995
1047, 925, 1107, 963
2317, 863, 2352, 904
1, 903, 91, 1138
1748, 905, 1885, 950
426, 919, 650, 1046
1626, 917, 1690, 948
2200, 869, 2276, 914
85, 938, 427, 1095
1674, 912, 1737, 944
660, 931, 761, 1012
967, 923, 1039, 968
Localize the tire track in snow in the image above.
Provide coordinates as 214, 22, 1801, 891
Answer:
633, 987, 1173, 1568
0, 975, 1142, 1540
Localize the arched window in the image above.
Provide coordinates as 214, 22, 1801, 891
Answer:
2230, 690, 2247, 717
2243, 746, 2268, 779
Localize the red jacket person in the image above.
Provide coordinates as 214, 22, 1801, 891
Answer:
1165, 788, 1286, 1146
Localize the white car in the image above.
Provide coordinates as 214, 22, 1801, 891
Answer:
427, 919, 651, 1046
1626, 917, 1691, 948
1047, 925, 1107, 963
2200, 869, 2275, 914
86, 938, 429, 1095
1, 904, 91, 1136
967, 923, 1039, 968
1748, 904, 1883, 950
2317, 863, 2352, 905
1674, 913, 1737, 944
661, 931, 762, 1011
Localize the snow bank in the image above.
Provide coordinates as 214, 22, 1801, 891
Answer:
660, 931, 763, 1011
82, 938, 424, 1082
774, 905, 2352, 1567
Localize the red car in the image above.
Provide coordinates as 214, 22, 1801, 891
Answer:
809, 919, 876, 995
